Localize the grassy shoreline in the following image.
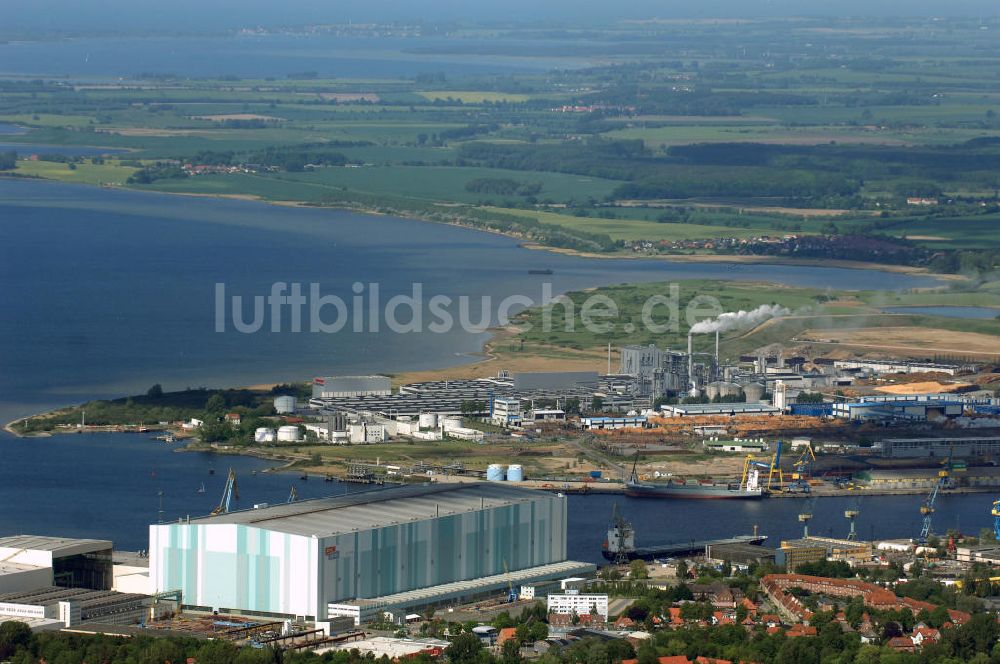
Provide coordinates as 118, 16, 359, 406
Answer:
2, 169, 961, 281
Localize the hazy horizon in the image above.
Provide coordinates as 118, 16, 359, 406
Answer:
5, 0, 1000, 34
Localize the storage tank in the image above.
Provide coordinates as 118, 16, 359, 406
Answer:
443, 416, 464, 430
418, 413, 438, 429
276, 425, 301, 442
705, 382, 722, 400
719, 382, 743, 398
507, 464, 524, 482
486, 464, 506, 482
254, 427, 275, 443
743, 382, 765, 403
274, 396, 296, 414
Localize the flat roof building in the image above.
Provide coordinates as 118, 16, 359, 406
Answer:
313, 376, 392, 399
0, 536, 113, 591
661, 403, 781, 417
150, 483, 583, 622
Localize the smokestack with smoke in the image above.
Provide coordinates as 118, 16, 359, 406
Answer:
690, 304, 790, 335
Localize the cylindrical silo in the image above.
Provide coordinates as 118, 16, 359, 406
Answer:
507, 465, 524, 482
418, 413, 438, 429
277, 425, 301, 442
743, 382, 765, 403
274, 396, 296, 414
486, 464, 506, 482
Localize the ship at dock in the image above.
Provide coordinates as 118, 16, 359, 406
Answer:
623, 457, 764, 500
602, 504, 767, 562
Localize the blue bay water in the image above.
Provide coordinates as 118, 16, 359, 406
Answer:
0, 178, 940, 424
0, 432, 993, 560
0, 177, 948, 552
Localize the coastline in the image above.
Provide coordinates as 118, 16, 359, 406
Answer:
2, 173, 960, 283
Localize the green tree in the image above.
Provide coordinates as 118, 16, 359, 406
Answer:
629, 560, 649, 580
205, 392, 226, 413
445, 633, 483, 664
500, 638, 520, 664
0, 621, 32, 660
146, 383, 164, 399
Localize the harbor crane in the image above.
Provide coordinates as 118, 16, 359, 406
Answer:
791, 443, 816, 481
740, 440, 784, 492
992, 498, 1000, 541
798, 495, 818, 538
845, 496, 861, 541
918, 449, 958, 544
211, 468, 239, 516
502, 560, 518, 603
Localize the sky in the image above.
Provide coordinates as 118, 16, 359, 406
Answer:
4, 0, 1000, 33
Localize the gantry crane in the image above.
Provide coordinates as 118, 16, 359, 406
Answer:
740, 440, 784, 492
992, 498, 1000, 541
791, 443, 816, 481
211, 468, 239, 516
918, 449, 956, 544
845, 496, 861, 541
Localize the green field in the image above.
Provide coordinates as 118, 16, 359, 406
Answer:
4, 17, 1000, 269
13, 159, 138, 185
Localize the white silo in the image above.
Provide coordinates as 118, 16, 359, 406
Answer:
274, 396, 296, 414
418, 413, 438, 429
507, 465, 524, 482
254, 427, 276, 443
277, 425, 301, 442
743, 382, 765, 403
486, 464, 506, 481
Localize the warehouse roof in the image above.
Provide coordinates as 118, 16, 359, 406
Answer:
185, 482, 552, 537
0, 535, 112, 556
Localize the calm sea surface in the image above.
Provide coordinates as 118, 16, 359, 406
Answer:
0, 432, 992, 560
0, 178, 941, 424
0, 177, 949, 551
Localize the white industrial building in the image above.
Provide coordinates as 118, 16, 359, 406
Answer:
149, 483, 593, 622
313, 376, 392, 399
491, 398, 523, 426
546, 591, 609, 619
0, 536, 113, 593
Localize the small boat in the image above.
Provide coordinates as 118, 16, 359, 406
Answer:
300, 473, 308, 481
208, 467, 215, 476
528, 268, 554, 275
197, 483, 206, 494
324, 474, 334, 482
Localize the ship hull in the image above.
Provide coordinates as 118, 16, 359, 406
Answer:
624, 481, 763, 499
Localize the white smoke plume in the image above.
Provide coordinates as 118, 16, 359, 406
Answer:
689, 304, 790, 334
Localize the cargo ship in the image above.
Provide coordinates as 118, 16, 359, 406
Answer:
623, 458, 764, 500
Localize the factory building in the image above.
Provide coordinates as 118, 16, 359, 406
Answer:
512, 372, 599, 391
579, 416, 646, 431
150, 483, 590, 622
776, 537, 872, 571
0, 587, 169, 628
0, 536, 113, 593
833, 399, 966, 422
491, 398, 523, 426
660, 403, 781, 417
831, 359, 973, 376
879, 436, 1000, 459
313, 376, 392, 399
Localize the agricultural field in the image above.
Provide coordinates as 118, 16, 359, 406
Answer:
3, 16, 1000, 271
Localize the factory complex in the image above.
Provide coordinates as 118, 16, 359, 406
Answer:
149, 483, 592, 622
